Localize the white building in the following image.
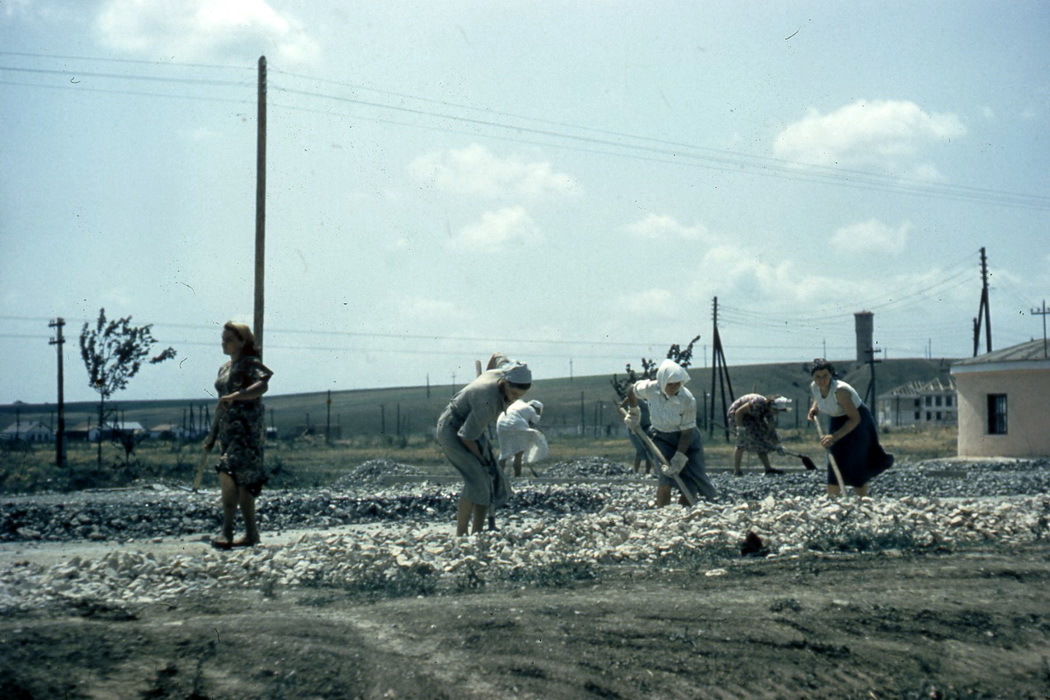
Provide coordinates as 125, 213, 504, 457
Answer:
951, 339, 1050, 458
877, 378, 957, 428
0, 421, 54, 443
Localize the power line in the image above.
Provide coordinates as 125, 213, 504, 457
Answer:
2, 61, 1046, 210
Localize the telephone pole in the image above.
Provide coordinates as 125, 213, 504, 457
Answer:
254, 55, 267, 357
1032, 300, 1050, 358
48, 318, 67, 468
973, 247, 992, 356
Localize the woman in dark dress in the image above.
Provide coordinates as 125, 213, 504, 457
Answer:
206, 322, 273, 549
806, 359, 892, 497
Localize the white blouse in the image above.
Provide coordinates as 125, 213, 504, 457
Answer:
811, 379, 863, 417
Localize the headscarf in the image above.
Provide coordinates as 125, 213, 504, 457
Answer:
655, 359, 690, 395
502, 362, 532, 385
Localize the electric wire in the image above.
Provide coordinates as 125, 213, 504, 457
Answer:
2, 55, 1047, 210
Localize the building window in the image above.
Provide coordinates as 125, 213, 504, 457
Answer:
935, 396, 943, 407
925, 396, 932, 406
946, 395, 953, 407
987, 394, 1008, 435
914, 411, 920, 420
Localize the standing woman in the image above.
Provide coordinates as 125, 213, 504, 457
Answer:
806, 359, 893, 497
207, 321, 273, 549
625, 359, 717, 507
437, 361, 531, 535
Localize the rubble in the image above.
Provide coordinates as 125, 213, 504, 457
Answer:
1, 457, 1048, 613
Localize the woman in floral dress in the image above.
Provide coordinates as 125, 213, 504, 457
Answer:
206, 322, 273, 549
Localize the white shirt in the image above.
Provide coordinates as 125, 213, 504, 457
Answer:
633, 379, 697, 432
811, 379, 863, 417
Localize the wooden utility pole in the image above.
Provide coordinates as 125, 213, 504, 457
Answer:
708, 297, 735, 441
326, 390, 332, 444
973, 247, 992, 356
254, 55, 267, 356
48, 318, 67, 468
1032, 300, 1049, 358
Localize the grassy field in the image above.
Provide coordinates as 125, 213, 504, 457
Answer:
1, 357, 955, 442
0, 423, 958, 493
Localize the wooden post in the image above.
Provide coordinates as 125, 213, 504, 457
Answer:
48, 318, 67, 468
254, 55, 267, 355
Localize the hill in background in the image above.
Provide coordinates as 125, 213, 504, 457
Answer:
2, 357, 955, 439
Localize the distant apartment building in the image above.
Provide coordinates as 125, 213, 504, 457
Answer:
876, 378, 957, 428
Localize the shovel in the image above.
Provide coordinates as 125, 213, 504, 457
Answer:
811, 417, 847, 495
618, 405, 696, 506
191, 403, 224, 492
775, 446, 817, 470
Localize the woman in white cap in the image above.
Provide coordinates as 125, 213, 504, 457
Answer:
625, 359, 716, 506
497, 398, 548, 477
727, 393, 792, 476
436, 359, 532, 535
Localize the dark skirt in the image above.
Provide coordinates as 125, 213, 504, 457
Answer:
826, 404, 894, 487
650, 429, 717, 501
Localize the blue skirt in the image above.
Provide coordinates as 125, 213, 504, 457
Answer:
650, 428, 718, 501
827, 404, 893, 487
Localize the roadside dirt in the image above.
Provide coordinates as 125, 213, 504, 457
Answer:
2, 540, 1048, 699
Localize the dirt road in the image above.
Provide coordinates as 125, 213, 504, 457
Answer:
2, 542, 1048, 699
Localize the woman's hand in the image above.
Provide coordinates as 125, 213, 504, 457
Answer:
219, 391, 242, 404
820, 434, 835, 449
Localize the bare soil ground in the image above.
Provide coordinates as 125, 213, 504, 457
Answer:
2, 537, 1048, 699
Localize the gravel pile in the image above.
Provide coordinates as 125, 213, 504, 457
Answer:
331, 458, 425, 487
542, 456, 635, 479
2, 457, 1048, 613
2, 492, 1046, 613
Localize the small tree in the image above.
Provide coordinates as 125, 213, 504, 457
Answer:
80, 308, 176, 468
610, 334, 701, 400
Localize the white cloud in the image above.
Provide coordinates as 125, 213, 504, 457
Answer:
830, 219, 910, 255
449, 206, 540, 253
981, 106, 996, 120
625, 214, 711, 241
95, 0, 319, 65
618, 289, 680, 319
408, 144, 579, 199
394, 296, 464, 323
774, 99, 966, 168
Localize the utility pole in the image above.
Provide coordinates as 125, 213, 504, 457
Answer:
326, 389, 332, 445
254, 55, 267, 357
708, 297, 735, 441
1032, 300, 1050, 358
49, 319, 67, 468
863, 346, 883, 425
973, 247, 992, 356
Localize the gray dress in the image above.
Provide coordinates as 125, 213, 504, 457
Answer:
436, 370, 511, 507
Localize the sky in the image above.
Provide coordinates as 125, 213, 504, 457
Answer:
1, 0, 1048, 406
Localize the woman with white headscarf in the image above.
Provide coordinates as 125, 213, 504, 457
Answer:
436, 359, 532, 535
625, 359, 716, 506
497, 399, 548, 476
